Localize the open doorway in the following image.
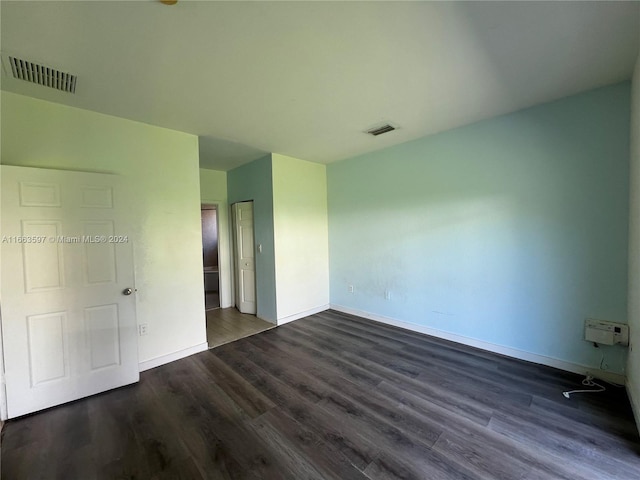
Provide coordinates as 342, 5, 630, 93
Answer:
201, 204, 220, 310
205, 200, 273, 348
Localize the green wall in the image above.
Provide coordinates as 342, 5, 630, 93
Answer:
328, 83, 631, 375
200, 168, 227, 200
627, 55, 640, 426
227, 155, 278, 322
272, 154, 329, 321
1, 92, 207, 364
227, 154, 330, 324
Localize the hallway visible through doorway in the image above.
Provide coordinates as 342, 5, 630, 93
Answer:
201, 204, 220, 310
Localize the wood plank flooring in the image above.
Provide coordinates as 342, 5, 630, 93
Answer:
206, 307, 274, 348
2, 309, 640, 479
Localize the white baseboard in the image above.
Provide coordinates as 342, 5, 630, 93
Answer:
330, 304, 626, 385
277, 304, 330, 326
139, 342, 209, 372
627, 377, 640, 435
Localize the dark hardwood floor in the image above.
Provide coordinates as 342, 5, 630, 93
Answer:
2, 310, 640, 479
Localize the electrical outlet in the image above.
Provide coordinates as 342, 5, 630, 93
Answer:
348, 285, 354, 293
385, 290, 391, 300
139, 324, 148, 336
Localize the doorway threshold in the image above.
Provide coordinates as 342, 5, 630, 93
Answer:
206, 308, 274, 349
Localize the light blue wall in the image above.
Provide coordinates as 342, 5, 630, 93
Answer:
627, 55, 640, 422
227, 154, 277, 322
328, 83, 630, 374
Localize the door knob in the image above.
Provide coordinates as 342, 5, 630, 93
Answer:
122, 287, 134, 296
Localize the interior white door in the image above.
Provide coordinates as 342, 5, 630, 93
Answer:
1, 165, 139, 418
232, 202, 257, 314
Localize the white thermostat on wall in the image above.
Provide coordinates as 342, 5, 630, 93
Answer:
584, 318, 629, 346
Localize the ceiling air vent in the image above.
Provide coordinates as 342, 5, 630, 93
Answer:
366, 123, 396, 136
8, 56, 76, 94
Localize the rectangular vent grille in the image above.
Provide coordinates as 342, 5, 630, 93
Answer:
8, 56, 76, 93
367, 124, 396, 136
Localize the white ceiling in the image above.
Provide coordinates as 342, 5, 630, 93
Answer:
1, 1, 639, 171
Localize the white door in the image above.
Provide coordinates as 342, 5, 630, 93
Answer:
1, 166, 139, 418
232, 202, 256, 314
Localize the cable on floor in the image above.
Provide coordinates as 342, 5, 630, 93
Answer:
562, 375, 606, 398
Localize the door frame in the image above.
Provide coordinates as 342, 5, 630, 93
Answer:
200, 199, 233, 310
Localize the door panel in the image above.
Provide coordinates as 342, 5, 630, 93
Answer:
233, 202, 256, 314
26, 312, 68, 386
1, 165, 139, 418
80, 186, 113, 208
82, 221, 117, 285
85, 304, 121, 370
19, 181, 61, 207
22, 221, 66, 292
240, 269, 256, 303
